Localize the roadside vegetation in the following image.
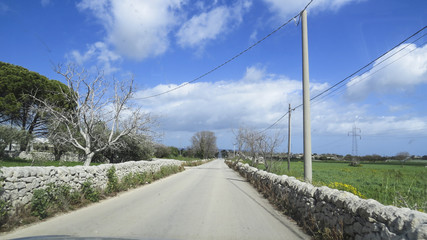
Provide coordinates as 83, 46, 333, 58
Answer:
242, 159, 426, 212
0, 165, 184, 232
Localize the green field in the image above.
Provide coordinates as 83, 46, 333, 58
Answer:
256, 161, 427, 212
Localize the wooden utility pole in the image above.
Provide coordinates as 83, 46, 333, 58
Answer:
301, 9, 312, 183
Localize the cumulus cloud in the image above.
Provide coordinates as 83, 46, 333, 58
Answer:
77, 0, 184, 60
135, 66, 329, 133
134, 65, 427, 152
346, 43, 427, 100
176, 0, 252, 48
262, 0, 363, 19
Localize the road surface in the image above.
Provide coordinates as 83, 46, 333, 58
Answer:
2, 159, 310, 240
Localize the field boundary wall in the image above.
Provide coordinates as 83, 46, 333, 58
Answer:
0, 159, 182, 209
227, 161, 427, 240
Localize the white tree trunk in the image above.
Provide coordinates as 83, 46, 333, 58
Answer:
84, 152, 95, 166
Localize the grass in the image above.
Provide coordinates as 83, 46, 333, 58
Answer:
0, 157, 98, 167
251, 160, 427, 212
165, 156, 200, 161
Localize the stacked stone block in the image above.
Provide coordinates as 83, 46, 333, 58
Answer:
228, 161, 427, 240
0, 159, 182, 209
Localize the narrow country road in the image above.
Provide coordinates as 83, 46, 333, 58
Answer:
2, 159, 310, 240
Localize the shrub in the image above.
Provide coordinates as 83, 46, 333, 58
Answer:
30, 184, 74, 219
0, 198, 8, 226
0, 177, 9, 226
106, 166, 119, 194
31, 189, 50, 219
349, 161, 362, 167
69, 191, 82, 205
81, 181, 100, 202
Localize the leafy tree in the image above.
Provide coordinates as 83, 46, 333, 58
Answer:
0, 61, 71, 150
168, 146, 180, 158
191, 131, 218, 159
0, 125, 31, 156
154, 144, 171, 158
101, 134, 154, 163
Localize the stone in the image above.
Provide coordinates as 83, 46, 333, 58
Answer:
3, 182, 15, 190
18, 188, 27, 197
407, 223, 427, 240
358, 199, 382, 219
353, 221, 363, 234
1, 169, 13, 178
21, 195, 31, 205
15, 182, 26, 190
20, 177, 36, 183
379, 226, 397, 239
390, 216, 406, 234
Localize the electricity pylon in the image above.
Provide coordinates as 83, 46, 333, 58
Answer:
348, 124, 361, 157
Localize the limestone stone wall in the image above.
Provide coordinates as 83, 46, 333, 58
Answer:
227, 161, 427, 240
0, 159, 182, 209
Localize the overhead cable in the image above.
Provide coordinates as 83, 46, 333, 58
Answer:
134, 0, 315, 100
311, 35, 426, 106
309, 29, 427, 104
262, 25, 426, 132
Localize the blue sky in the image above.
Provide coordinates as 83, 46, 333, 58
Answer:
1, 0, 426, 156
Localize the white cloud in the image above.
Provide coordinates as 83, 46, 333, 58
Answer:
176, 1, 252, 48
136, 66, 312, 132
68, 41, 122, 74
134, 66, 427, 153
346, 43, 427, 100
262, 0, 363, 19
77, 0, 184, 60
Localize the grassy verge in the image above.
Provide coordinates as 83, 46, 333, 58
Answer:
242, 160, 426, 212
0, 157, 101, 167
161, 156, 200, 161
156, 156, 212, 167
0, 164, 184, 232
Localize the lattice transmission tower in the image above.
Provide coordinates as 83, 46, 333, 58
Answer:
348, 125, 361, 156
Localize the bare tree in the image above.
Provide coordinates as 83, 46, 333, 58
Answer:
257, 131, 284, 171
36, 64, 153, 166
396, 151, 411, 167
191, 131, 218, 159
238, 128, 262, 166
235, 127, 283, 169
233, 127, 246, 160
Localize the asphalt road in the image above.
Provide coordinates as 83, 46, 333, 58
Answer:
2, 159, 310, 240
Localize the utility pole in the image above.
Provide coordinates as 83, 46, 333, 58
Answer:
301, 9, 312, 183
287, 103, 292, 171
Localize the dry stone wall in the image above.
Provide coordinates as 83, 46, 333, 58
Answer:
227, 161, 427, 240
0, 159, 182, 209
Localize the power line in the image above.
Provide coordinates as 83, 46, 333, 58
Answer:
309, 26, 426, 104
262, 25, 426, 131
311, 37, 426, 107
134, 0, 315, 100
